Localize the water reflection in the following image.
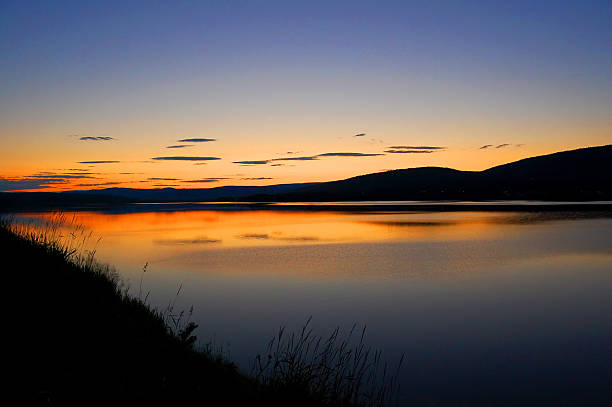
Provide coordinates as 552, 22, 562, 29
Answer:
154, 237, 221, 245
21, 209, 575, 250
15, 207, 612, 406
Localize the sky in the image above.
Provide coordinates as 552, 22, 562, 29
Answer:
1, 0, 611, 192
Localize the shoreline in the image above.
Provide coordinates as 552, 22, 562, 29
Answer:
3, 200, 612, 214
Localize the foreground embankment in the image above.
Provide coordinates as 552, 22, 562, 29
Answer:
5, 220, 394, 406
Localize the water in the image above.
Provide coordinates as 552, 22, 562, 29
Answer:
19, 206, 612, 405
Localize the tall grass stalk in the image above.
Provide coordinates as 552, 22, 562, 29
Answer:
253, 317, 403, 407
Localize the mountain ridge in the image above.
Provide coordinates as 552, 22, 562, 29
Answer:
1, 145, 611, 210
251, 144, 612, 201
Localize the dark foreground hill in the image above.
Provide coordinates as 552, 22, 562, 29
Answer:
4, 224, 262, 406
5, 221, 396, 406
258, 145, 612, 201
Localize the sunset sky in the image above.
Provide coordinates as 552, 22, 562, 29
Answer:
1, 0, 611, 192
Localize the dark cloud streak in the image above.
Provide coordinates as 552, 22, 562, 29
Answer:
232, 160, 270, 165
182, 177, 230, 183
0, 178, 66, 191
388, 146, 446, 150
177, 138, 216, 143
272, 156, 319, 161
318, 152, 383, 157
79, 136, 114, 141
74, 182, 122, 187
152, 156, 221, 161
233, 151, 385, 165
385, 150, 433, 154
78, 160, 120, 164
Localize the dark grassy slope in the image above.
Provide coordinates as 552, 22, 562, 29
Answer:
263, 145, 612, 201
5, 225, 252, 406
7, 222, 397, 407
5, 225, 338, 407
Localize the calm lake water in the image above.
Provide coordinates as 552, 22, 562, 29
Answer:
19, 205, 612, 405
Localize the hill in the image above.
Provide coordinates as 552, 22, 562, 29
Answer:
257, 145, 612, 201
1, 145, 611, 210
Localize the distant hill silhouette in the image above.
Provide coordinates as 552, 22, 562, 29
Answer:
63, 183, 319, 202
252, 145, 612, 201
1, 145, 611, 211
0, 183, 318, 211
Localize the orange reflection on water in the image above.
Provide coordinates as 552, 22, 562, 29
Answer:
27, 209, 514, 250
20, 209, 588, 280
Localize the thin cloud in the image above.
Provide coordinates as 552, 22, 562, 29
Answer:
385, 150, 434, 154
177, 138, 216, 143
0, 177, 66, 191
354, 133, 366, 137
79, 136, 114, 141
147, 177, 180, 181
480, 143, 519, 150
318, 152, 383, 157
242, 177, 274, 180
182, 177, 230, 183
78, 160, 120, 164
388, 146, 446, 150
0, 170, 104, 191
234, 152, 383, 165
272, 156, 319, 161
233, 160, 270, 165
270, 164, 285, 167
166, 145, 193, 149
30, 172, 97, 179
74, 182, 122, 187
152, 156, 221, 161
36, 174, 96, 179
